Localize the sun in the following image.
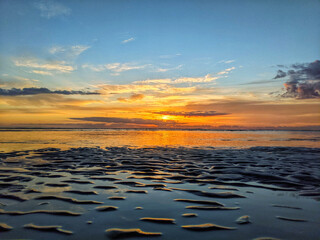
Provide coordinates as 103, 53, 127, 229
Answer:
161, 115, 170, 120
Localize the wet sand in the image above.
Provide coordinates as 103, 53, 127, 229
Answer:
0, 146, 319, 239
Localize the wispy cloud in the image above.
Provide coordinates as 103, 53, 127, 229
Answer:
93, 66, 237, 102
97, 82, 197, 101
217, 67, 235, 75
132, 79, 172, 84
241, 79, 280, 85
82, 62, 149, 73
34, 0, 71, 19
156, 64, 183, 72
31, 70, 53, 76
0, 87, 100, 96
70, 117, 177, 128
159, 53, 182, 59
117, 93, 145, 102
173, 74, 219, 83
81, 64, 105, 72
154, 111, 229, 117
49, 45, 90, 59
13, 57, 75, 73
219, 60, 235, 64
98, 83, 165, 94
122, 37, 135, 44
105, 63, 148, 73
132, 69, 234, 85
0, 76, 39, 88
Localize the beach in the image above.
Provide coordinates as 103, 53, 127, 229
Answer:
0, 130, 319, 240
1, 0, 320, 239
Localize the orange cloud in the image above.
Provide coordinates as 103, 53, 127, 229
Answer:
118, 93, 145, 102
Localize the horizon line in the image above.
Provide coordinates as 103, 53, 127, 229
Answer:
0, 127, 319, 131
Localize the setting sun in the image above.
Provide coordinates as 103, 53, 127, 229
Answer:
161, 115, 170, 120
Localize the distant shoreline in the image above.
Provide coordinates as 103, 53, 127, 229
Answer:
0, 128, 319, 132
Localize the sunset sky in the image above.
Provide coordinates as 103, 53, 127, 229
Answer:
0, 0, 319, 129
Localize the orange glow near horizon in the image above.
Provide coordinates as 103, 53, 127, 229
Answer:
0, 92, 319, 129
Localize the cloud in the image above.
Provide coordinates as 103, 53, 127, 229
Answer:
173, 74, 219, 83
105, 63, 148, 73
32, 70, 53, 76
0, 87, 100, 96
283, 81, 320, 99
49, 45, 90, 60
174, 67, 235, 84
186, 98, 320, 117
98, 84, 162, 94
34, 0, 71, 19
97, 82, 197, 98
118, 93, 145, 102
82, 62, 148, 73
219, 60, 235, 64
274, 60, 320, 99
217, 67, 235, 75
133, 69, 233, 85
70, 117, 177, 127
1, 93, 103, 109
94, 67, 237, 99
0, 76, 39, 88
1, 123, 108, 129
122, 37, 135, 44
14, 58, 75, 73
159, 53, 182, 59
154, 111, 229, 117
132, 79, 172, 84
156, 64, 183, 72
273, 70, 287, 79
82, 64, 106, 72
241, 79, 279, 85
96, 72, 230, 99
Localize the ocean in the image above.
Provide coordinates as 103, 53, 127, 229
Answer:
0, 129, 319, 239
0, 129, 319, 152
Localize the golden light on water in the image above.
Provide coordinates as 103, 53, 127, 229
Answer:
0, 129, 319, 153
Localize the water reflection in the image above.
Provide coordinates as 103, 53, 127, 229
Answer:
0, 129, 319, 152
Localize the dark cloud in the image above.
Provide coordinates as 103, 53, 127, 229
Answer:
0, 87, 100, 96
276, 64, 285, 68
273, 70, 287, 79
0, 123, 107, 129
273, 60, 320, 99
154, 111, 229, 117
282, 81, 320, 99
70, 117, 177, 127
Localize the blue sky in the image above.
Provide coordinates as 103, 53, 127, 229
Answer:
0, 0, 319, 129
1, 0, 319, 84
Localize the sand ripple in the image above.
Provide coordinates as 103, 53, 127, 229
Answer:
106, 228, 162, 239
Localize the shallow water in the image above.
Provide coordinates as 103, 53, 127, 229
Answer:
0, 146, 319, 240
0, 129, 319, 152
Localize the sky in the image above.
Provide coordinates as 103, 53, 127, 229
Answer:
0, 0, 319, 129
